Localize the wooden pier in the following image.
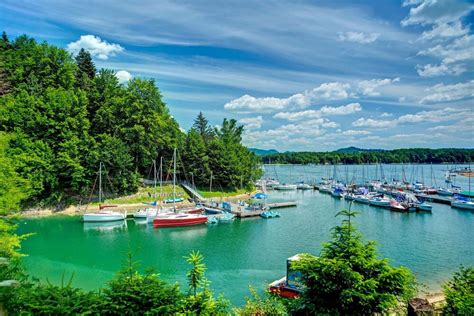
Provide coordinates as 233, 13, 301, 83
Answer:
415, 194, 452, 205
268, 202, 297, 209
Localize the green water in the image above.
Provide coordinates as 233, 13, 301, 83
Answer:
18, 164, 474, 305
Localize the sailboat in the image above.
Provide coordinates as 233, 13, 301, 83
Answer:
153, 149, 207, 228
83, 162, 127, 222
451, 165, 474, 210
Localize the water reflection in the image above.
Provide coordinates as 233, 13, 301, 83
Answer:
83, 220, 127, 232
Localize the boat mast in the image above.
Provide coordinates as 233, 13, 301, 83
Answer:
160, 157, 163, 199
173, 148, 176, 206
99, 162, 102, 204
153, 159, 157, 200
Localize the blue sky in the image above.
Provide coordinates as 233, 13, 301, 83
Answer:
1, 0, 473, 151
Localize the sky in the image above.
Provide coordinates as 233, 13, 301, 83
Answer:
1, 0, 473, 151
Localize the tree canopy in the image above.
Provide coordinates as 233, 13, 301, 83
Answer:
292, 210, 416, 315
0, 32, 260, 208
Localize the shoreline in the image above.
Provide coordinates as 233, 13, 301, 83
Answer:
20, 192, 254, 218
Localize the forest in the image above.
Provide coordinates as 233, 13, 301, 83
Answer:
261, 148, 474, 165
0, 32, 261, 208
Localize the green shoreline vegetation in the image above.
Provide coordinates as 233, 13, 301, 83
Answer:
1, 32, 473, 314
261, 148, 474, 165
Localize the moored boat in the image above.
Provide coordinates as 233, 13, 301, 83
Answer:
451, 199, 474, 210
153, 213, 208, 227
275, 184, 297, 190
83, 207, 127, 222
418, 202, 432, 211
296, 182, 313, 190
369, 196, 391, 207
83, 162, 127, 222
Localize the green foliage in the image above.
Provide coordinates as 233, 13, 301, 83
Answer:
262, 148, 474, 164
5, 273, 103, 315
75, 48, 96, 90
292, 210, 416, 315
102, 254, 182, 315
180, 250, 231, 315
182, 113, 262, 190
443, 266, 474, 315
235, 287, 288, 316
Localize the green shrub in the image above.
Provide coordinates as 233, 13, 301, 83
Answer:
443, 266, 474, 315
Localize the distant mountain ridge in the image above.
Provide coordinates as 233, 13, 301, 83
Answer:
249, 148, 279, 156
334, 146, 384, 153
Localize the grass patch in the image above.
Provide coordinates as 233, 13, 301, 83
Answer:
197, 187, 252, 198
90, 185, 189, 205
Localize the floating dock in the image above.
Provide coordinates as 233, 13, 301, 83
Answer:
268, 202, 297, 209
414, 194, 452, 205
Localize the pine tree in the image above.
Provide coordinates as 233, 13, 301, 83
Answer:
192, 112, 214, 141
75, 48, 96, 79
75, 48, 96, 90
1, 31, 10, 50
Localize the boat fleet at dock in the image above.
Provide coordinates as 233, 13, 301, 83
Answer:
81, 150, 285, 228
256, 164, 474, 212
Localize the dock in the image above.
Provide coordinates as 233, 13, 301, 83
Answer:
414, 194, 452, 205
268, 202, 297, 209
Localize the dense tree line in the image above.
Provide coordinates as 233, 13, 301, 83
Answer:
0, 32, 259, 207
262, 148, 474, 165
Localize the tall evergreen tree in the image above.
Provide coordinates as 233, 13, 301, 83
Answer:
75, 48, 96, 90
75, 48, 96, 79
192, 112, 214, 141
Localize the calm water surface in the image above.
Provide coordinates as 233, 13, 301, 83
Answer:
18, 164, 474, 305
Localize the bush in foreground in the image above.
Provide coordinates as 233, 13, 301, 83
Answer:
443, 265, 474, 315
292, 210, 416, 315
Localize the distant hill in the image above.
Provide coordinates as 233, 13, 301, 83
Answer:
249, 148, 279, 156
335, 146, 384, 153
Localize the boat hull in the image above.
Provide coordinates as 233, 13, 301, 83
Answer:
451, 202, 474, 210
153, 215, 208, 227
83, 213, 125, 222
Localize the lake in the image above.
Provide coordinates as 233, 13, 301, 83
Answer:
18, 164, 474, 305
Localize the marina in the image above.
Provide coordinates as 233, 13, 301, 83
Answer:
17, 164, 474, 306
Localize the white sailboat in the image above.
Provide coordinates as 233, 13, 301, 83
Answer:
83, 162, 127, 222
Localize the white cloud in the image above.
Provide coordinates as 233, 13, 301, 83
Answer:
273, 102, 362, 121
401, 0, 474, 26
115, 70, 132, 83
224, 78, 399, 113
224, 82, 350, 112
416, 63, 466, 77
311, 82, 351, 100
420, 21, 470, 40
338, 31, 380, 44
420, 80, 474, 103
351, 107, 470, 130
397, 107, 466, 123
357, 78, 400, 96
380, 112, 393, 117
224, 93, 307, 112
67, 35, 124, 60
352, 118, 397, 128
239, 116, 263, 129
418, 34, 474, 64
341, 130, 371, 136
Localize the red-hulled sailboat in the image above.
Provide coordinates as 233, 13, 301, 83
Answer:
153, 149, 207, 228
153, 213, 207, 227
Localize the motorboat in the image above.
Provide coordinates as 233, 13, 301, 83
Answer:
296, 182, 313, 190
418, 202, 432, 211
275, 184, 297, 190
369, 196, 391, 207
